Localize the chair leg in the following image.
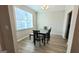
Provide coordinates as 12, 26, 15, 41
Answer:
43, 37, 45, 46
33, 39, 36, 46
42, 39, 44, 43
48, 37, 50, 41
39, 40, 41, 46
42, 38, 45, 45
29, 35, 31, 40
47, 38, 49, 44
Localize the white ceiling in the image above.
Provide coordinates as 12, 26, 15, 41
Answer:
27, 5, 65, 12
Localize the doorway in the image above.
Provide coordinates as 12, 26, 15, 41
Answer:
65, 11, 72, 40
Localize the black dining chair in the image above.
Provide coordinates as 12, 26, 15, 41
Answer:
33, 30, 43, 46
45, 28, 51, 43
29, 30, 40, 40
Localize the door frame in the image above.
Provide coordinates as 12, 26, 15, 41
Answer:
8, 5, 18, 52
71, 7, 79, 53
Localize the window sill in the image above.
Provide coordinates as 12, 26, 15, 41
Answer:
16, 27, 33, 32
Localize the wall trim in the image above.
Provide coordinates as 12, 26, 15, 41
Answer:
17, 35, 29, 42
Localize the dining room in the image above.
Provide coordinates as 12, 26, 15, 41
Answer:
13, 5, 67, 53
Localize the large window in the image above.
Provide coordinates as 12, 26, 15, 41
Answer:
14, 7, 33, 30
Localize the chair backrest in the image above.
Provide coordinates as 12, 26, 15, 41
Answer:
33, 30, 40, 39
47, 28, 51, 37
44, 26, 48, 30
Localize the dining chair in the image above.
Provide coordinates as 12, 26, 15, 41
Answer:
45, 28, 51, 43
33, 30, 43, 46
29, 30, 40, 40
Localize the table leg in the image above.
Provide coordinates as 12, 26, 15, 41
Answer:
33, 38, 36, 46
44, 35, 45, 46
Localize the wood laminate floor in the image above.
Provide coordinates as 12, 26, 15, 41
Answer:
17, 35, 67, 53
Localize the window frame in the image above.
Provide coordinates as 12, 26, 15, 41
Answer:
14, 7, 34, 31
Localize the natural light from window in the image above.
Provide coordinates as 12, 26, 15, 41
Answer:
14, 7, 33, 31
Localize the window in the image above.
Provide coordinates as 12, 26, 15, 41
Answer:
14, 7, 33, 30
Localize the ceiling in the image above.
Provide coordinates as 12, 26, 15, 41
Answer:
27, 5, 65, 12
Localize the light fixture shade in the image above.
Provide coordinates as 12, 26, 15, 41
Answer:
41, 5, 48, 10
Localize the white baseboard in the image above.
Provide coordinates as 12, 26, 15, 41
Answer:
17, 35, 29, 42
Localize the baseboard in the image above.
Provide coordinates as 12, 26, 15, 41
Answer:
17, 35, 29, 42
51, 33, 62, 36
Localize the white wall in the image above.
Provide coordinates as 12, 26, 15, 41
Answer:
37, 11, 65, 36
13, 5, 37, 41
